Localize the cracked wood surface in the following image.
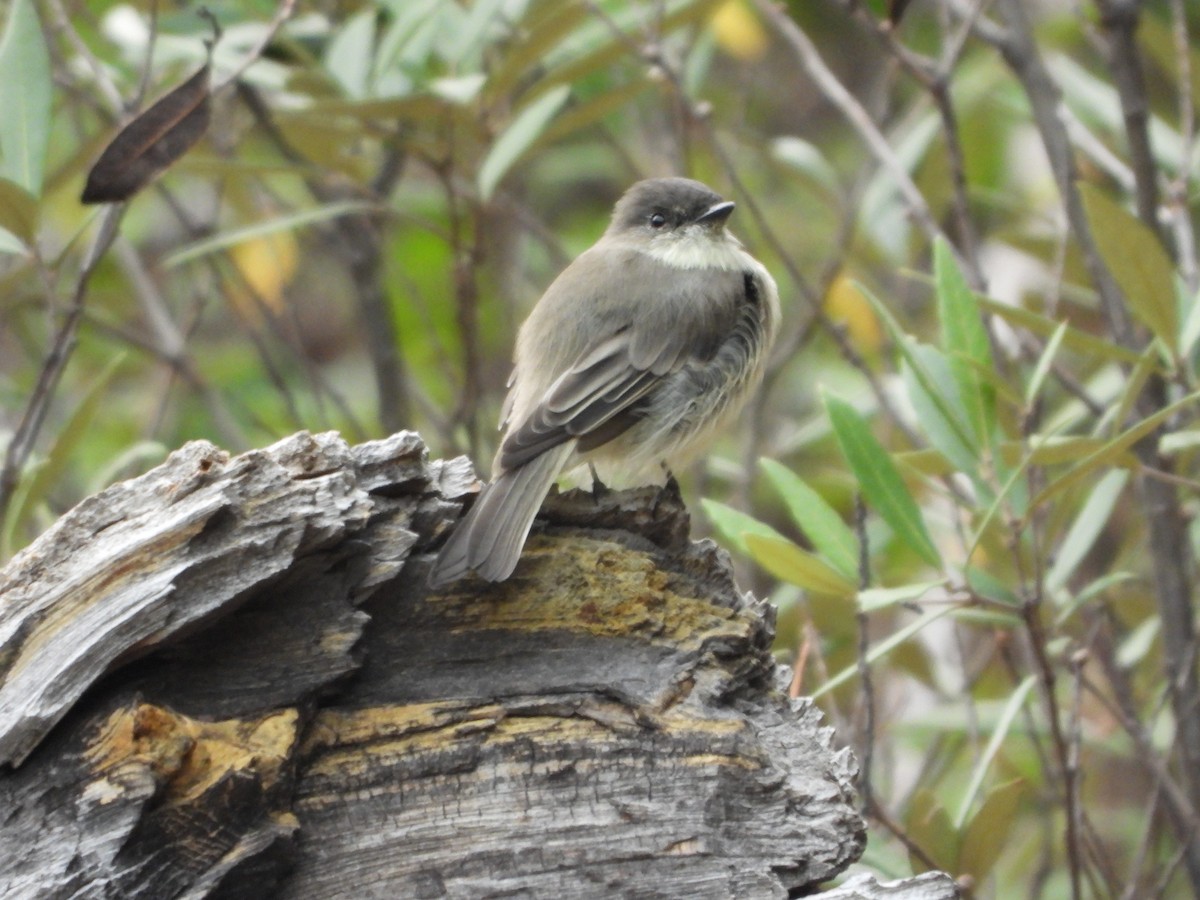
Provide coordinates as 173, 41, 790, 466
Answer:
0, 431, 958, 899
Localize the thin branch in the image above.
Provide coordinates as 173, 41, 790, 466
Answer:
212, 0, 298, 92
0, 206, 126, 522
753, 0, 958, 264
1092, 0, 1165, 241
1167, 0, 1198, 293
988, 0, 1200, 854
853, 494, 875, 813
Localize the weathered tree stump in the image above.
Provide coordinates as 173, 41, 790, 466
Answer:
0, 431, 958, 899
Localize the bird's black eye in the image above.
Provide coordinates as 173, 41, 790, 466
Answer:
649, 213, 667, 228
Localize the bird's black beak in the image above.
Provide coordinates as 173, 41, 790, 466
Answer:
695, 200, 735, 226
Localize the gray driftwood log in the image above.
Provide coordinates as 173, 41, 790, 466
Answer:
0, 431, 958, 899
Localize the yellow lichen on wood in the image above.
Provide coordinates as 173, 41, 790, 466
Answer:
430, 534, 753, 651
83, 701, 299, 805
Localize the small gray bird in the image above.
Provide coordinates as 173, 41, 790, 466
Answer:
429, 177, 780, 586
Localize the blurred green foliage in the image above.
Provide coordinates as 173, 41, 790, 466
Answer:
3, 0, 1200, 896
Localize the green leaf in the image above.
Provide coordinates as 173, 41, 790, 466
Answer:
744, 533, 857, 596
824, 391, 941, 569
0, 0, 51, 195
860, 281, 978, 462
976, 295, 1145, 368
959, 779, 1026, 881
1117, 616, 1160, 668
163, 200, 376, 268
1025, 319, 1068, 408
0, 225, 25, 255
1079, 182, 1178, 351
3, 355, 125, 557
485, 2, 589, 101
1179, 282, 1200, 358
1159, 429, 1200, 455
954, 675, 1035, 827
1045, 469, 1128, 596
1031, 389, 1200, 509
906, 788, 958, 874
935, 237, 995, 445
813, 607, 952, 697
0, 177, 36, 243
540, 80, 651, 145
325, 9, 376, 100
759, 458, 858, 581
858, 580, 944, 612
902, 346, 977, 475
701, 498, 786, 557
477, 84, 570, 201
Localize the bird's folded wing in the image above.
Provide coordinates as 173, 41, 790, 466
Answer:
496, 330, 681, 472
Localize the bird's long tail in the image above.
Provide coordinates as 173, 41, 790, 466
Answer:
428, 442, 575, 587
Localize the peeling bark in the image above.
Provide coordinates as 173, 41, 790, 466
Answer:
0, 431, 957, 899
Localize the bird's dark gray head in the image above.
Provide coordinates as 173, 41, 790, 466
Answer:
607, 177, 734, 236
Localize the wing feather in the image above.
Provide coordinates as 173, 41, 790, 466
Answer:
495, 252, 747, 473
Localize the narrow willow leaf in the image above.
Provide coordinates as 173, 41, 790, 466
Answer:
3, 355, 125, 556
954, 675, 1036, 828
0, 0, 51, 195
906, 789, 957, 875
1159, 430, 1200, 455
540, 81, 651, 145
902, 348, 977, 475
325, 8, 377, 99
824, 392, 941, 568
1045, 469, 1128, 596
1117, 616, 1160, 668
0, 226, 25, 255
744, 533, 857, 596
82, 65, 212, 204
1032, 389, 1200, 509
485, 3, 589, 101
1180, 282, 1200, 358
959, 779, 1026, 881
0, 178, 36, 243
700, 498, 786, 557
759, 458, 858, 581
813, 607, 952, 697
976, 296, 1145, 368
859, 281, 978, 459
164, 200, 376, 267
1025, 320, 1068, 407
935, 237, 996, 445
1079, 182, 1178, 351
1056, 571, 1137, 625
477, 84, 570, 201
1103, 341, 1160, 438
907, 791, 957, 875
858, 580, 944, 612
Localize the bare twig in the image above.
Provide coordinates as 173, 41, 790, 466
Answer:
212, 0, 298, 92
1167, 0, 1198, 294
752, 0, 958, 264
1092, 0, 1165, 242
853, 494, 875, 812
0, 206, 126, 522
987, 3, 1200, 863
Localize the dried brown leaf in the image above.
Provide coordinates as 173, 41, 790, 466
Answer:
81, 65, 211, 204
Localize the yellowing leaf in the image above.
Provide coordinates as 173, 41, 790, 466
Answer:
959, 779, 1026, 881
744, 533, 857, 596
825, 274, 882, 353
1079, 182, 1178, 351
231, 230, 298, 313
709, 0, 768, 61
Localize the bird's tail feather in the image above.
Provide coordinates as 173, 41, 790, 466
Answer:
428, 442, 575, 587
